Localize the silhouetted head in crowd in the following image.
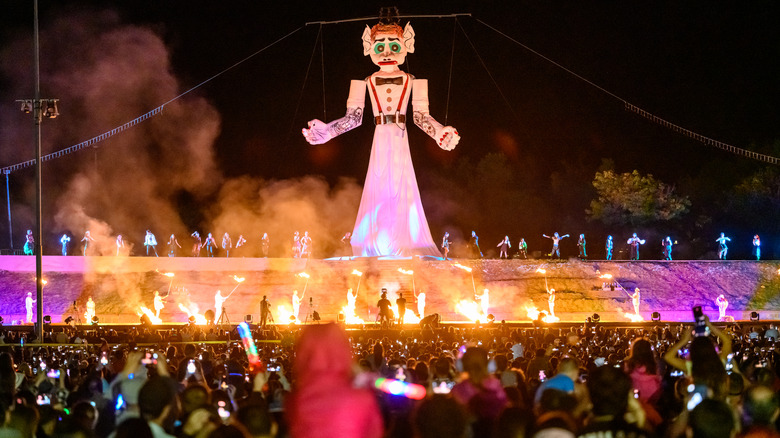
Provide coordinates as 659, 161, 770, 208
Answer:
114, 418, 153, 438
413, 395, 468, 438
742, 385, 780, 429
139, 376, 178, 430
237, 400, 275, 438
690, 337, 727, 399
7, 403, 40, 438
689, 398, 736, 438
588, 365, 632, 417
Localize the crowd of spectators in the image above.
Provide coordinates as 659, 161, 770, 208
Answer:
0, 316, 778, 438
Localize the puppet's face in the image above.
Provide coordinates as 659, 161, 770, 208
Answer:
363, 23, 415, 73
370, 32, 407, 71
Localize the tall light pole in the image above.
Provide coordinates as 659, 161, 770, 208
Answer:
17, 0, 58, 341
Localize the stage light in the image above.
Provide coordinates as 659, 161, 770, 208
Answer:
750, 311, 760, 322
338, 312, 345, 322
651, 312, 661, 322
19, 100, 32, 113
91, 316, 99, 325
312, 310, 321, 322
592, 313, 600, 323
188, 316, 196, 324
64, 316, 73, 324
289, 315, 296, 322
0, 316, 4, 325
44, 100, 59, 119
140, 314, 151, 326
42, 315, 51, 324
486, 313, 495, 322
244, 314, 253, 323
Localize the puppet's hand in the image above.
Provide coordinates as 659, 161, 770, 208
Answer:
302, 119, 332, 145
438, 126, 460, 151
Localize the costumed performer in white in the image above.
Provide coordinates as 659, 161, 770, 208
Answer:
144, 230, 158, 257
716, 294, 729, 321
626, 288, 641, 315
292, 290, 304, 321
25, 292, 36, 323
153, 291, 166, 319
716, 233, 731, 260
415, 289, 426, 318
477, 288, 490, 318
302, 11, 459, 257
84, 296, 96, 322
214, 290, 228, 320
547, 288, 556, 318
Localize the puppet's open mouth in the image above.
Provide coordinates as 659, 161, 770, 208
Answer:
378, 60, 398, 65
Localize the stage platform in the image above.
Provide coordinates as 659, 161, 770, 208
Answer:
1, 256, 779, 325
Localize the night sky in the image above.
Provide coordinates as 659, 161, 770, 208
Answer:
1, 1, 779, 258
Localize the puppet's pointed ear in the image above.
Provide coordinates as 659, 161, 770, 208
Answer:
362, 25, 372, 56
403, 22, 415, 53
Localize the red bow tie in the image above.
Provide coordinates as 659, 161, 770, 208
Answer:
375, 77, 404, 86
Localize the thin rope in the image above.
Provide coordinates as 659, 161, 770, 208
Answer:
444, 17, 457, 125
456, 19, 519, 121
306, 13, 471, 26
476, 18, 780, 165
320, 25, 327, 121
286, 25, 322, 143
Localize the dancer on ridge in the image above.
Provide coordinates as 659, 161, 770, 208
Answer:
716, 233, 731, 260
542, 232, 569, 259
497, 236, 511, 259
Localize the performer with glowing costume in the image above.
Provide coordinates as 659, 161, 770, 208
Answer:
84, 296, 96, 322
25, 292, 36, 323
60, 234, 70, 256
715, 294, 728, 321
236, 235, 246, 256
292, 231, 301, 258
302, 11, 459, 257
203, 233, 217, 257
605, 235, 613, 260
469, 231, 483, 258
518, 238, 528, 259
441, 232, 450, 260
23, 230, 34, 255
191, 231, 202, 257
577, 234, 587, 261
547, 288, 556, 318
81, 231, 95, 256
543, 232, 569, 259
716, 233, 731, 260
627, 233, 645, 260
261, 232, 269, 257
116, 235, 125, 256
221, 232, 232, 258
167, 234, 181, 257
497, 236, 511, 259
144, 230, 158, 257
662, 236, 673, 261
301, 231, 312, 258
753, 235, 761, 261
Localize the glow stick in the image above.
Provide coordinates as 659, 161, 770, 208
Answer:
237, 322, 263, 374
374, 377, 426, 400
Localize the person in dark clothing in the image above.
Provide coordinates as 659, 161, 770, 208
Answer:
396, 293, 407, 325
260, 296, 272, 328
377, 290, 393, 327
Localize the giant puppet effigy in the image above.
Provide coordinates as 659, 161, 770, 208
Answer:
302, 10, 460, 258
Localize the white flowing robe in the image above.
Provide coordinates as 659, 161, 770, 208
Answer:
348, 74, 441, 257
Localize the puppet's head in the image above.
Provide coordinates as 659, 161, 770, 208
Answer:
362, 8, 415, 72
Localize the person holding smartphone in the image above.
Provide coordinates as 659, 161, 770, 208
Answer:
663, 313, 732, 399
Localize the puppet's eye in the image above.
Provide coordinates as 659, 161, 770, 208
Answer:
389, 42, 401, 53
374, 43, 385, 54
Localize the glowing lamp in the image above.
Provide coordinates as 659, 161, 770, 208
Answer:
42, 315, 51, 324
651, 312, 661, 322
591, 313, 600, 323
374, 377, 426, 400
536, 268, 546, 274
297, 272, 310, 279
750, 311, 760, 322
233, 275, 245, 283
91, 316, 99, 325
352, 269, 363, 277
163, 272, 175, 278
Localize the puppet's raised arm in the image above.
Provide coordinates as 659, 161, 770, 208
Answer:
302, 80, 366, 145
412, 79, 460, 151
